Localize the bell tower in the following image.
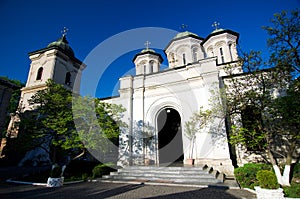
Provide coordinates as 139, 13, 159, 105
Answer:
19, 29, 86, 111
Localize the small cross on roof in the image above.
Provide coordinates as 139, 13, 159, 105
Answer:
180, 24, 188, 31
61, 27, 69, 36
212, 22, 220, 30
144, 41, 151, 50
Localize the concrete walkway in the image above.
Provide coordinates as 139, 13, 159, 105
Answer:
0, 166, 256, 198
0, 181, 256, 199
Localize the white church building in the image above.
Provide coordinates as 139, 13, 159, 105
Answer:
14, 27, 244, 175
102, 28, 241, 175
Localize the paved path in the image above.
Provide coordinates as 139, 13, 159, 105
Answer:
0, 166, 256, 198
0, 181, 256, 199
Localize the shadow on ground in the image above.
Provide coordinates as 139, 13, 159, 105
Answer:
145, 186, 239, 199
0, 182, 256, 199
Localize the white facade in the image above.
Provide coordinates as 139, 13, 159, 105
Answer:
103, 29, 241, 175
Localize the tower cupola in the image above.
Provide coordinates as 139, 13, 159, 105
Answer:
201, 23, 239, 64
133, 41, 163, 75
165, 29, 205, 68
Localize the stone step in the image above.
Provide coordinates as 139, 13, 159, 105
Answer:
111, 172, 213, 178
102, 166, 223, 185
111, 170, 214, 176
121, 166, 205, 171
103, 175, 221, 183
101, 174, 220, 180
117, 169, 209, 175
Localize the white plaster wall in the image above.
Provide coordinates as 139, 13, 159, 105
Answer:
165, 37, 204, 68
27, 51, 56, 88
134, 53, 161, 75
106, 59, 233, 169
202, 32, 238, 64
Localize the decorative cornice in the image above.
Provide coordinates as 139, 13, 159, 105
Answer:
132, 50, 163, 63
28, 46, 84, 66
201, 29, 239, 45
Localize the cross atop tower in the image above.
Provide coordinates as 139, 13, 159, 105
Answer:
212, 22, 220, 30
180, 24, 188, 31
144, 41, 151, 50
61, 27, 69, 36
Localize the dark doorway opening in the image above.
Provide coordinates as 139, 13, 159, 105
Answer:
157, 108, 183, 166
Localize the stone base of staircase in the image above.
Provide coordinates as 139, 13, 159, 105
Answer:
101, 165, 238, 187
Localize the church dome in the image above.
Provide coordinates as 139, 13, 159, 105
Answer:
174, 31, 199, 39
140, 48, 156, 53
47, 35, 75, 57
210, 28, 225, 34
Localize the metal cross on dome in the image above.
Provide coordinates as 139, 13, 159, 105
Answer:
212, 22, 220, 30
61, 27, 69, 36
144, 41, 151, 50
180, 24, 188, 31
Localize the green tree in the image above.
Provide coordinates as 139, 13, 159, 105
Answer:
184, 107, 213, 159
226, 9, 300, 186
19, 80, 126, 168
72, 95, 127, 162
263, 9, 300, 77
0, 76, 23, 138
0, 76, 24, 114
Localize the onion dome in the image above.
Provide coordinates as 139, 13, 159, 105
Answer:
47, 35, 75, 57
174, 31, 199, 39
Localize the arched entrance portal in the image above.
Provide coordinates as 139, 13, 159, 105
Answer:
157, 108, 184, 165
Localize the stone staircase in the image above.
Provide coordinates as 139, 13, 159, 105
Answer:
101, 165, 224, 185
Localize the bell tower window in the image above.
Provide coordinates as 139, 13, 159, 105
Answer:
229, 44, 233, 61
220, 47, 225, 63
192, 48, 198, 62
182, 53, 186, 65
149, 61, 154, 73
65, 72, 71, 85
36, 67, 43, 80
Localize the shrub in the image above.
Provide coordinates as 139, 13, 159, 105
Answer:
92, 162, 115, 178
256, 170, 279, 189
82, 173, 89, 181
292, 163, 300, 180
234, 163, 272, 189
63, 160, 98, 180
284, 182, 300, 198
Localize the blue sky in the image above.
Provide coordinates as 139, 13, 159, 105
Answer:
0, 0, 299, 98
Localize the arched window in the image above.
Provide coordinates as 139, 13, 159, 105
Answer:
192, 48, 198, 62
65, 72, 71, 85
220, 47, 225, 63
182, 53, 186, 65
36, 67, 43, 80
149, 61, 154, 73
228, 43, 233, 61
169, 53, 175, 63
207, 47, 214, 57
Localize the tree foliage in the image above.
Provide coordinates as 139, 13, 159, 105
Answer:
72, 94, 127, 161
225, 9, 300, 186
19, 80, 126, 165
263, 9, 300, 77
0, 76, 24, 114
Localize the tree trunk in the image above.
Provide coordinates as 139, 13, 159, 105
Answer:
189, 136, 195, 158
272, 164, 283, 185
268, 144, 293, 187
282, 165, 291, 186
281, 141, 296, 187
73, 149, 86, 161
267, 149, 283, 185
